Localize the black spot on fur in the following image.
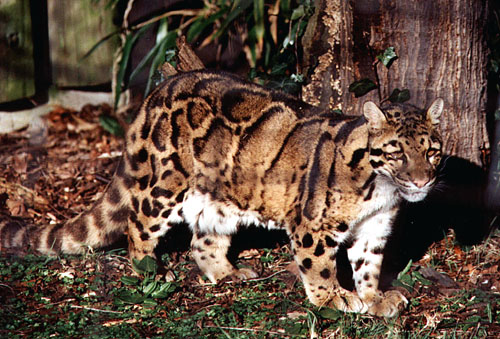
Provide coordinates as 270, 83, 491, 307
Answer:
364, 183, 375, 201
151, 187, 174, 198
142, 198, 152, 217
302, 258, 312, 269
325, 236, 337, 248
161, 170, 173, 180
138, 175, 149, 190
314, 241, 325, 256
304, 132, 332, 220
150, 224, 161, 232
176, 188, 188, 202
362, 172, 377, 190
110, 207, 129, 223
149, 174, 158, 188
370, 160, 384, 168
170, 109, 183, 148
141, 120, 151, 139
132, 197, 140, 213
140, 232, 150, 241
107, 187, 121, 205
354, 259, 364, 271
137, 148, 148, 163
153, 200, 164, 211
334, 117, 365, 144
302, 233, 313, 248
204, 238, 213, 246
161, 209, 172, 218
338, 222, 348, 232
46, 223, 64, 252
152, 113, 169, 151
320, 269, 331, 279
347, 148, 367, 169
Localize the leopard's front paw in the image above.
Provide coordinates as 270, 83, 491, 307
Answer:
330, 292, 368, 314
230, 267, 259, 281
366, 290, 408, 317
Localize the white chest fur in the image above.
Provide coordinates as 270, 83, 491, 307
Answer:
353, 176, 401, 227
180, 190, 278, 234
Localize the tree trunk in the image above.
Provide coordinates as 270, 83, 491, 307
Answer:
302, 0, 489, 165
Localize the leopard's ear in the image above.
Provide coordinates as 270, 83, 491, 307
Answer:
363, 101, 386, 130
426, 98, 444, 125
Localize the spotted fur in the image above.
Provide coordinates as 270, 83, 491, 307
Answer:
0, 70, 444, 317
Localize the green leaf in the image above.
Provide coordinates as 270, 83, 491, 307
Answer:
280, 0, 291, 14
388, 88, 411, 103
253, 0, 265, 41
348, 79, 377, 97
283, 20, 301, 48
318, 307, 342, 320
290, 5, 304, 20
280, 0, 290, 14
120, 276, 140, 285
377, 46, 398, 68
132, 255, 158, 276
99, 115, 124, 137
398, 259, 413, 279
494, 109, 500, 121
128, 39, 163, 84
490, 59, 499, 73
144, 30, 178, 96
142, 281, 159, 296
215, 0, 253, 39
115, 290, 145, 304
81, 29, 120, 60
392, 278, 413, 293
142, 298, 158, 306
412, 271, 433, 286
114, 24, 151, 108
151, 282, 176, 298
187, 10, 226, 42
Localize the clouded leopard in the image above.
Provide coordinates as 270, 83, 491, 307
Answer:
0, 70, 444, 317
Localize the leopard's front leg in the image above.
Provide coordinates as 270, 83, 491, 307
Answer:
347, 207, 408, 317
291, 226, 367, 314
191, 230, 258, 283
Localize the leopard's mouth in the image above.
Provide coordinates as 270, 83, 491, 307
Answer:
394, 178, 436, 202
398, 188, 429, 202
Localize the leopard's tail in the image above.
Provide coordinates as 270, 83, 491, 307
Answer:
0, 177, 130, 255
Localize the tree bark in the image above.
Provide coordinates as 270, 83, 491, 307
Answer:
302, 0, 489, 165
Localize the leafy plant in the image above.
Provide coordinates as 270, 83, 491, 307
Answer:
114, 256, 177, 306
348, 46, 410, 104
392, 260, 432, 293
88, 0, 314, 108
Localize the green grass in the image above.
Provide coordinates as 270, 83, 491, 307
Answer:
1, 230, 499, 338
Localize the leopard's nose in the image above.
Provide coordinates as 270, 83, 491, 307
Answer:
412, 178, 430, 188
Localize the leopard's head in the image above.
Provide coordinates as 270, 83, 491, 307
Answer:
363, 99, 444, 202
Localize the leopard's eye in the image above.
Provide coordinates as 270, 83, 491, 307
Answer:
427, 148, 441, 159
386, 151, 404, 161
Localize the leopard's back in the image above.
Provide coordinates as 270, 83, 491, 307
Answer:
121, 70, 342, 235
